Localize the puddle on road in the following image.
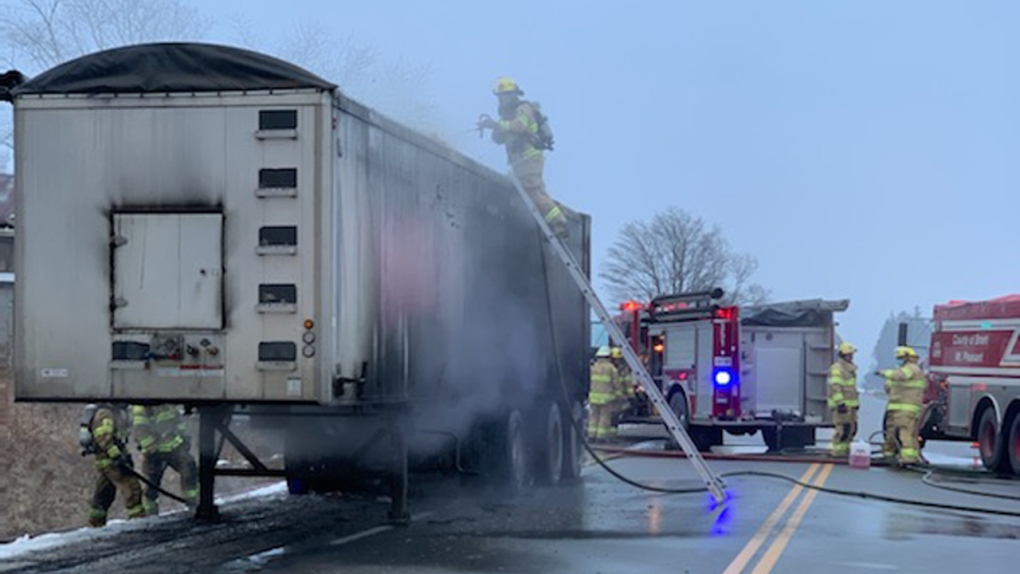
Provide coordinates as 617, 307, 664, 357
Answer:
885, 512, 1020, 541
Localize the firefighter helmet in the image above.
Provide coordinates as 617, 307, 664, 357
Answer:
493, 76, 523, 96
838, 341, 856, 355
595, 346, 611, 358
895, 346, 918, 359
610, 347, 623, 359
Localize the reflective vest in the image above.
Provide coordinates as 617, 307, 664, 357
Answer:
132, 405, 188, 454
883, 362, 926, 415
827, 358, 859, 408
589, 359, 621, 405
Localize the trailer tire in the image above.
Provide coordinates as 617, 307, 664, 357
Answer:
561, 401, 585, 481
495, 410, 530, 495
977, 408, 1010, 473
1006, 412, 1020, 477
533, 402, 564, 486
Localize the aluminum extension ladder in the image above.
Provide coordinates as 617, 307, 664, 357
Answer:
508, 172, 727, 503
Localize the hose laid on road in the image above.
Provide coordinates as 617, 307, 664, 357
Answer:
123, 465, 189, 504
918, 470, 1020, 502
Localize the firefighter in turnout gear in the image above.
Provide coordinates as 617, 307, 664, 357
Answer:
85, 404, 145, 527
610, 346, 636, 415
827, 341, 860, 457
477, 77, 569, 238
588, 346, 626, 442
877, 346, 927, 466
131, 404, 199, 515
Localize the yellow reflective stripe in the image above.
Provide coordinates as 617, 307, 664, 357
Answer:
158, 436, 184, 452
843, 399, 860, 407
888, 403, 922, 414
544, 206, 563, 222
93, 419, 115, 436
588, 392, 615, 404
591, 374, 612, 382
138, 436, 157, 449
154, 410, 178, 423
903, 379, 927, 389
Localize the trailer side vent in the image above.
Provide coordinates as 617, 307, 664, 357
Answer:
257, 341, 297, 371
256, 110, 299, 140
256, 226, 298, 255
257, 283, 297, 313
256, 168, 298, 197
112, 341, 150, 361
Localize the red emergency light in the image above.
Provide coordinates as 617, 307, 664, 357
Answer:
620, 300, 644, 312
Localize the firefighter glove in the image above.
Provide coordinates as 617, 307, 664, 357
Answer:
477, 114, 497, 130
837, 404, 849, 414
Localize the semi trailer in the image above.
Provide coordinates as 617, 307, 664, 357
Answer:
7, 42, 592, 519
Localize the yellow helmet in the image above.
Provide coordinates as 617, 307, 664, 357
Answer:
838, 341, 856, 355
493, 76, 522, 96
595, 346, 611, 358
610, 347, 623, 359
895, 346, 918, 359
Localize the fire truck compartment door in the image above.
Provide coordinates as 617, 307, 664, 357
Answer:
753, 346, 804, 414
112, 212, 224, 330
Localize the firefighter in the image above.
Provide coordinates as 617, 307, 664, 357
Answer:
477, 77, 568, 238
611, 346, 637, 415
588, 346, 623, 442
132, 404, 199, 515
876, 346, 927, 466
827, 341, 860, 457
86, 403, 145, 527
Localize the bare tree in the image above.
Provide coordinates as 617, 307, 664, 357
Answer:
0, 0, 210, 166
0, 0, 209, 72
231, 19, 440, 135
600, 207, 770, 305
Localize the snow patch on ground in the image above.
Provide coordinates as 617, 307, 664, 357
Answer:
0, 482, 288, 560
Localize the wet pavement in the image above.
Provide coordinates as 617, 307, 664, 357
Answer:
3, 392, 1019, 573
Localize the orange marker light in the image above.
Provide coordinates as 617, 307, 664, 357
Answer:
303, 319, 315, 330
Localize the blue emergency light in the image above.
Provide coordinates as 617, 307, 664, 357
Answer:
713, 368, 734, 387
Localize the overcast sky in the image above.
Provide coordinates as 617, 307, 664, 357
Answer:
13, 1, 1020, 364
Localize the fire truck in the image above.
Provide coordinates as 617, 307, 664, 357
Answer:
614, 290, 849, 451
921, 295, 1020, 475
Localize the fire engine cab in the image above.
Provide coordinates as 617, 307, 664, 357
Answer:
921, 295, 1020, 475
615, 290, 849, 451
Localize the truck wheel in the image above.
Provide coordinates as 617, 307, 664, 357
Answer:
533, 402, 564, 486
561, 401, 585, 481
1007, 413, 1020, 477
977, 408, 1010, 473
497, 410, 529, 494
664, 391, 690, 451
761, 427, 814, 452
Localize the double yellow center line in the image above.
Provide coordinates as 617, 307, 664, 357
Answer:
722, 463, 834, 574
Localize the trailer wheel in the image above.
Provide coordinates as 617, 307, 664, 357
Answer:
1006, 412, 1020, 477
560, 401, 585, 481
496, 410, 530, 494
533, 402, 564, 486
977, 408, 1010, 473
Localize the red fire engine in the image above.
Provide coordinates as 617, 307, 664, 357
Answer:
612, 289, 849, 451
923, 295, 1020, 474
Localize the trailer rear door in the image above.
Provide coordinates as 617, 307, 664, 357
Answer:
112, 212, 224, 330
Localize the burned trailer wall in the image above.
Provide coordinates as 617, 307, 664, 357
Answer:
330, 96, 590, 435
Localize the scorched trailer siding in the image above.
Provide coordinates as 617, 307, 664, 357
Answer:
10, 43, 591, 515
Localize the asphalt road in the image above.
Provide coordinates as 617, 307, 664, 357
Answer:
3, 393, 1018, 574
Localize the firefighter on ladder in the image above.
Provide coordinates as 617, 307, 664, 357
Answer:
587, 346, 626, 442
86, 403, 146, 527
877, 346, 927, 466
131, 404, 199, 515
477, 77, 569, 238
827, 341, 860, 457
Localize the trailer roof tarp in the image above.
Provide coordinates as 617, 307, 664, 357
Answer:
13, 42, 336, 95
